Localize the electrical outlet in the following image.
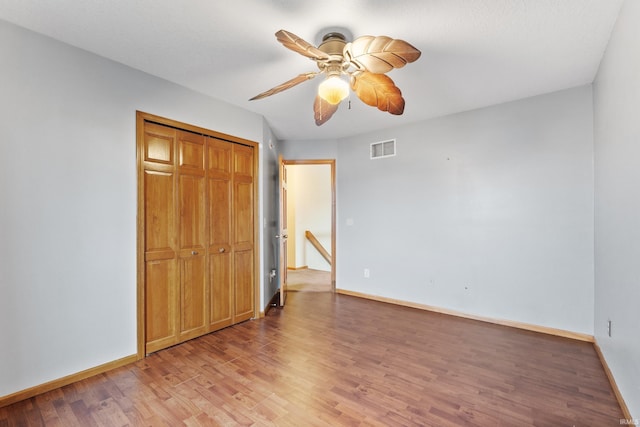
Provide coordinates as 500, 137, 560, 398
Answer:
364, 268, 370, 278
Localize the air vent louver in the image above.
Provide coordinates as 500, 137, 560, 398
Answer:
370, 139, 396, 159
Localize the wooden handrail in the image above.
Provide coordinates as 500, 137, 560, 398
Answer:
305, 230, 332, 265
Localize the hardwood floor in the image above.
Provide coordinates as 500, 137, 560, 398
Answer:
286, 268, 331, 292
1, 292, 623, 426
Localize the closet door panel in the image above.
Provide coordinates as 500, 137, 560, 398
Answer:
145, 260, 178, 352
140, 117, 255, 354
178, 174, 206, 252
144, 171, 175, 258
232, 145, 254, 249
209, 179, 231, 247
208, 139, 231, 250
232, 145, 254, 323
179, 256, 206, 337
177, 132, 207, 339
233, 250, 254, 323
179, 137, 204, 172
233, 180, 254, 250
208, 177, 232, 330
144, 123, 174, 166
208, 138, 233, 331
209, 252, 232, 330
208, 139, 232, 175
144, 164, 178, 353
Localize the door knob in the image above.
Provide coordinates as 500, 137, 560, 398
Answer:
219, 248, 225, 253
191, 250, 198, 255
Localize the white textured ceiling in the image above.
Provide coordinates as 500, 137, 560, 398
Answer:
0, 0, 623, 141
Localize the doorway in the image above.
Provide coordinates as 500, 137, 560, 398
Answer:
281, 160, 336, 295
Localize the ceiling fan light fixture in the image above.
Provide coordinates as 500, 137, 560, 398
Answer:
318, 75, 349, 105
250, 29, 421, 125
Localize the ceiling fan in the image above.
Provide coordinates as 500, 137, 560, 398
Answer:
249, 29, 421, 126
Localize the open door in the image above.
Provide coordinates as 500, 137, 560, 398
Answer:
278, 155, 288, 306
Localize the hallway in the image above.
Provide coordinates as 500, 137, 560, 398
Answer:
286, 268, 331, 293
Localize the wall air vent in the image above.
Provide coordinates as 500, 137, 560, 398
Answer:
370, 139, 396, 159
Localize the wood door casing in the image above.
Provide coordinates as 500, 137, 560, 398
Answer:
138, 112, 259, 356
278, 156, 288, 306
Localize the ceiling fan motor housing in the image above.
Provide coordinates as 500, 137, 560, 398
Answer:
318, 32, 348, 73
319, 32, 347, 55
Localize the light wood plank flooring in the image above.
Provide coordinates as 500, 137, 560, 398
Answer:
286, 268, 331, 292
0, 292, 623, 426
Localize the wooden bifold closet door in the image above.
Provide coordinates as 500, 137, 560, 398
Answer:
141, 119, 254, 354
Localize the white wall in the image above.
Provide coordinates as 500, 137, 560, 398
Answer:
279, 138, 338, 160
0, 20, 267, 397
593, 0, 640, 418
286, 169, 298, 268
337, 86, 595, 335
287, 165, 332, 271
260, 122, 281, 308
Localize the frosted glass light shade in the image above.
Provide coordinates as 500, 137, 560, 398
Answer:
318, 76, 349, 105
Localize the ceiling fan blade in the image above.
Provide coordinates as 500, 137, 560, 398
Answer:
313, 95, 339, 126
345, 36, 421, 74
249, 72, 318, 101
351, 71, 405, 115
276, 30, 330, 61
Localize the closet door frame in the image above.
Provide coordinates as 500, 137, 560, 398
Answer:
136, 111, 260, 358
